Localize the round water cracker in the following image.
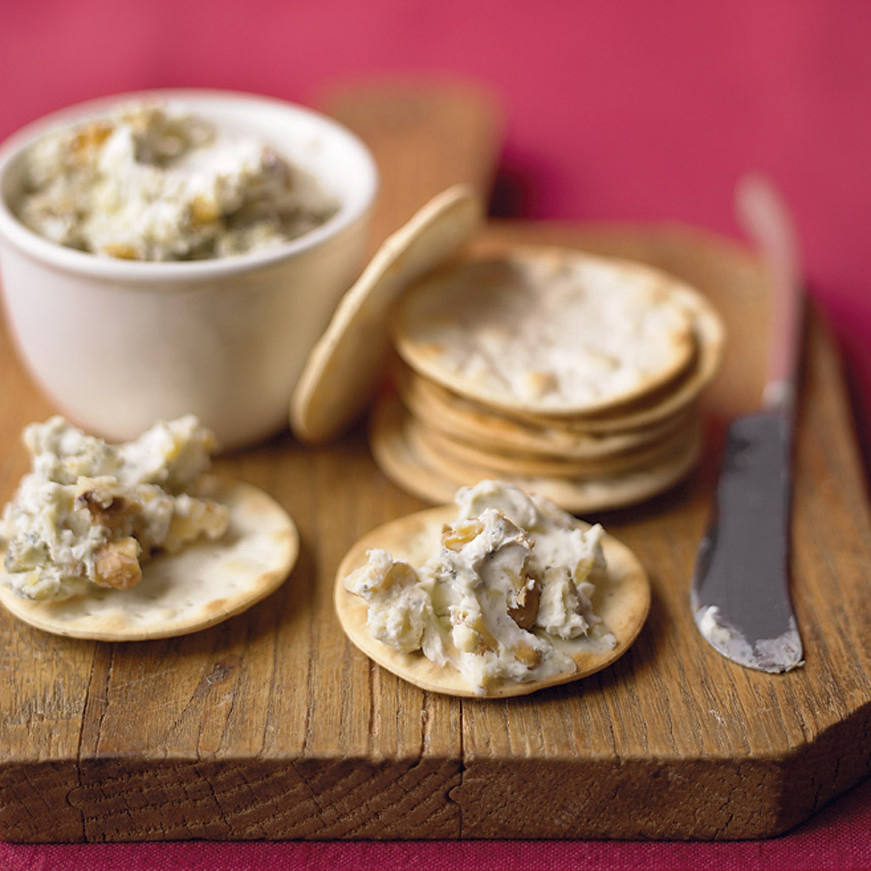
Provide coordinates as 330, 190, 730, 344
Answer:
509, 285, 724, 431
334, 502, 651, 698
394, 361, 696, 460
290, 183, 484, 444
415, 406, 702, 479
391, 248, 702, 418
369, 391, 702, 513
0, 477, 299, 641
396, 271, 723, 435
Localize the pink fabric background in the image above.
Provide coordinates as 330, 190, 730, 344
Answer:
1, 1, 870, 868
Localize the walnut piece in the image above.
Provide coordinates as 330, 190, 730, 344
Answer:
93, 538, 142, 590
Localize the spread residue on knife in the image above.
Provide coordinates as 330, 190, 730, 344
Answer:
693, 602, 804, 674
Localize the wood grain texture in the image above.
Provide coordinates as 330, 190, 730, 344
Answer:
1, 83, 870, 842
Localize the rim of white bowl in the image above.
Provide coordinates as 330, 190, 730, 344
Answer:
0, 88, 379, 283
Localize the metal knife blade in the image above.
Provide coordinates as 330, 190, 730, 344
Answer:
690, 174, 805, 673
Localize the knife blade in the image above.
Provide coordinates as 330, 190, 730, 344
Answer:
690, 174, 805, 673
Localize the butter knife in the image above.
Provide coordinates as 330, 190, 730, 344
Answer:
690, 174, 805, 673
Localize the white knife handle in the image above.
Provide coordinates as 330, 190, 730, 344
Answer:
735, 174, 804, 415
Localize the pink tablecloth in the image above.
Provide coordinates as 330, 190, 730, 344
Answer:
1, 1, 870, 868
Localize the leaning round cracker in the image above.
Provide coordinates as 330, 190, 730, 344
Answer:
290, 184, 484, 444
334, 504, 650, 698
369, 391, 701, 513
0, 477, 299, 641
391, 248, 701, 418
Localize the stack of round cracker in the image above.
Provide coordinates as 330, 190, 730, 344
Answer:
370, 246, 724, 513
289, 186, 724, 514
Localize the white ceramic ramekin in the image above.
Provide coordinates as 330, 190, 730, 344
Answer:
0, 89, 378, 450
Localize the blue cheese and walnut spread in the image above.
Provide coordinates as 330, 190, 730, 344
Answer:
0, 416, 229, 600
345, 481, 615, 694
15, 101, 338, 261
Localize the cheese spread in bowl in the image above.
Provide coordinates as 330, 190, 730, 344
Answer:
15, 101, 338, 262
0, 90, 378, 448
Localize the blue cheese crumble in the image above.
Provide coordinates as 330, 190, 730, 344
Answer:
344, 480, 614, 694
0, 415, 228, 600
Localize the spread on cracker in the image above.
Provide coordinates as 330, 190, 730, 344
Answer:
0, 415, 227, 600
0, 416, 298, 640
337, 480, 650, 697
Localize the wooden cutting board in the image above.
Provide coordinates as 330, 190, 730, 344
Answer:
1, 82, 871, 843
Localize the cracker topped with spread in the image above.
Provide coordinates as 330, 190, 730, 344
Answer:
335, 480, 650, 697
0, 415, 298, 640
